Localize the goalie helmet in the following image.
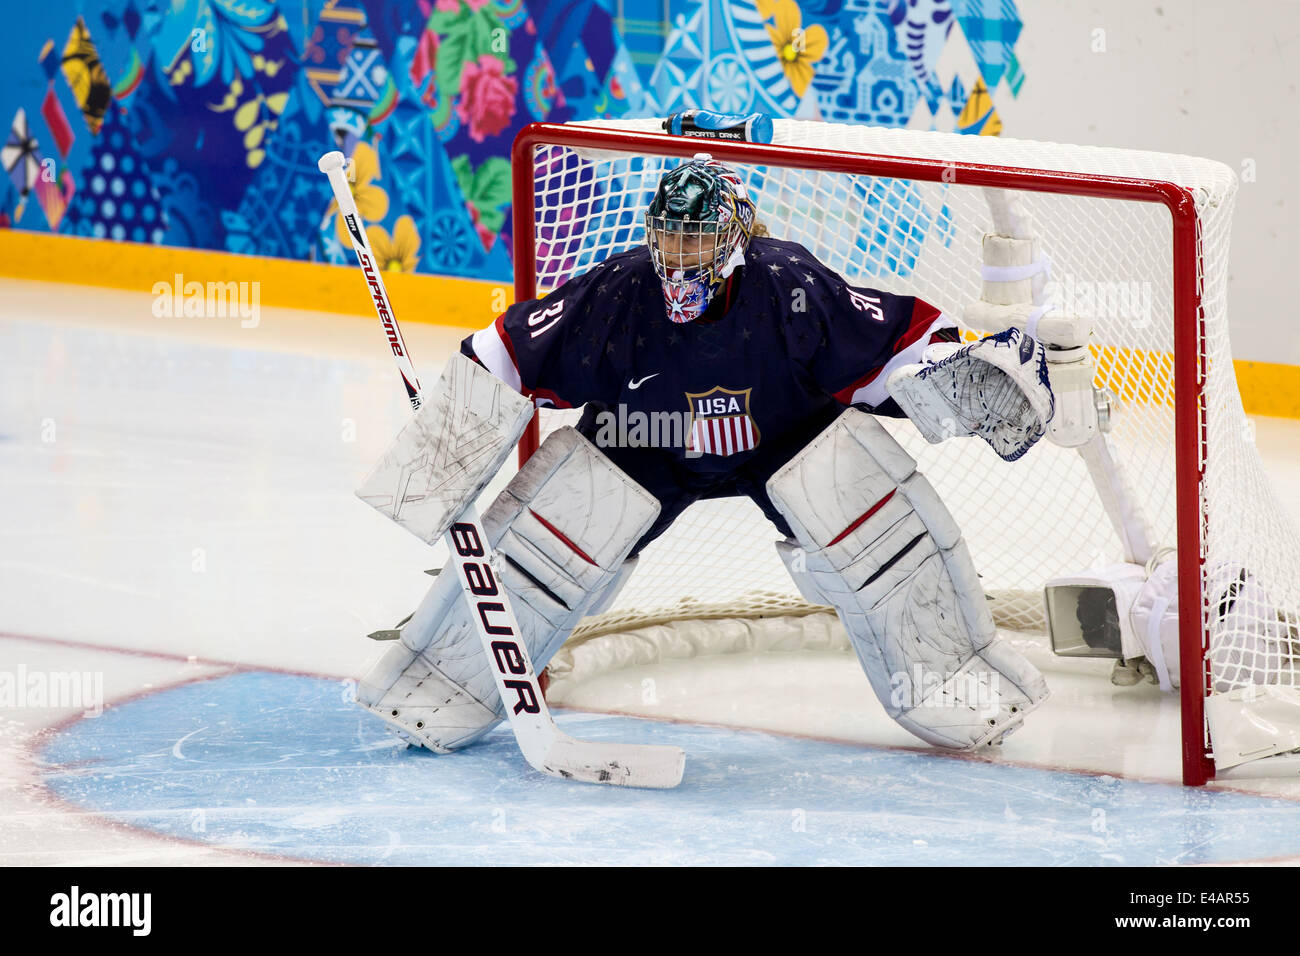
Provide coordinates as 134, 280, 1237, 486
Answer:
646, 155, 756, 323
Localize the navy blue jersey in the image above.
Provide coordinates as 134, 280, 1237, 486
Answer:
463, 237, 955, 478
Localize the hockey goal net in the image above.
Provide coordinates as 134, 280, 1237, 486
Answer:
510, 118, 1300, 785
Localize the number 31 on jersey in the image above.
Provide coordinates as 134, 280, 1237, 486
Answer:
528, 300, 565, 338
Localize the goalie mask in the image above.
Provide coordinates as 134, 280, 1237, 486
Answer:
646, 155, 756, 323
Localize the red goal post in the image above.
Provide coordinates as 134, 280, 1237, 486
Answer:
507, 118, 1292, 786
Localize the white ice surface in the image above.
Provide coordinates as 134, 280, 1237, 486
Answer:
3, 276, 1300, 865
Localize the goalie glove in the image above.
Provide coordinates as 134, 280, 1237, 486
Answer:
886, 327, 1055, 462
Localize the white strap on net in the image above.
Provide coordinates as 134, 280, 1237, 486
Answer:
1141, 549, 1179, 692
980, 256, 1051, 283
980, 256, 1053, 341
1143, 594, 1174, 692
1024, 303, 1053, 341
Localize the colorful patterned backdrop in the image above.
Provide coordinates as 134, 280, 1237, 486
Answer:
0, 0, 1025, 283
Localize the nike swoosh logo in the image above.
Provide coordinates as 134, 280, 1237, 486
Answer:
628, 374, 659, 389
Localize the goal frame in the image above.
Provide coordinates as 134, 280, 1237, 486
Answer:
509, 121, 1213, 786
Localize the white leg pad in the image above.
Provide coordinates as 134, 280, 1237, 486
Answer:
587, 555, 641, 618
766, 408, 1049, 749
775, 538, 830, 608
357, 427, 661, 750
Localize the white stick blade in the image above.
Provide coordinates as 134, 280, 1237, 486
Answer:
542, 735, 685, 789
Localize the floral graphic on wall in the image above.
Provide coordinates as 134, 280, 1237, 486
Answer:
367, 214, 421, 272
452, 155, 511, 251
457, 54, 519, 143
0, 0, 1027, 286
759, 0, 827, 98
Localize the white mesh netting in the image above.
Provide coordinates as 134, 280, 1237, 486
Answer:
520, 119, 1300, 723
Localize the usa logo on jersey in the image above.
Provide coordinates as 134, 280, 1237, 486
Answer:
686, 386, 760, 456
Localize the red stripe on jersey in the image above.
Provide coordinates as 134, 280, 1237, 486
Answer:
833, 369, 882, 405
892, 299, 946, 356
828, 489, 897, 546
492, 313, 574, 409
493, 313, 520, 373
833, 300, 956, 404
529, 508, 597, 565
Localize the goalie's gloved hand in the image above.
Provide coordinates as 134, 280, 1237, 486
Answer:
886, 327, 1056, 462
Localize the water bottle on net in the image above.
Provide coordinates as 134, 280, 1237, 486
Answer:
662, 110, 774, 144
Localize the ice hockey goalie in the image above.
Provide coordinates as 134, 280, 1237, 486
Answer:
356, 154, 1053, 755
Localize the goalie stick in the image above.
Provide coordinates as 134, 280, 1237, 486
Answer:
318, 150, 685, 789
